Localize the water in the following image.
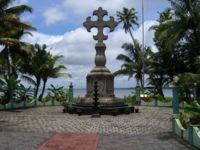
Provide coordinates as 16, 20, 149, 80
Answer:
71, 88, 172, 98
43, 88, 173, 98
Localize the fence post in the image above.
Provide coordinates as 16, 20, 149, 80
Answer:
135, 86, 141, 105
188, 125, 194, 144
172, 87, 179, 114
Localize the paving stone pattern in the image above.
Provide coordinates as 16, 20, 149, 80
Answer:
97, 133, 196, 150
0, 106, 172, 135
0, 106, 197, 150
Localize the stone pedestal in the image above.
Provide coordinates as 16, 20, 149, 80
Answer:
80, 45, 122, 105
81, 68, 117, 104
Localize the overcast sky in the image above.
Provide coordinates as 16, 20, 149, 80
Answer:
12, 0, 170, 89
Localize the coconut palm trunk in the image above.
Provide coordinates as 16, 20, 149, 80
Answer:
5, 46, 11, 79
34, 77, 41, 98
39, 78, 47, 101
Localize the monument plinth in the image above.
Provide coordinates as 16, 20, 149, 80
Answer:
81, 7, 122, 105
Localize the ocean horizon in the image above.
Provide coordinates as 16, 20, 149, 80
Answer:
43, 88, 173, 98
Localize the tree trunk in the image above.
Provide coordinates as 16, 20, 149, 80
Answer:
6, 46, 11, 79
34, 78, 40, 98
128, 28, 135, 43
39, 79, 47, 101
129, 28, 145, 89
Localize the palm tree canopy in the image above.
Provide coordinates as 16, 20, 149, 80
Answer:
116, 7, 139, 33
114, 39, 150, 87
155, 0, 200, 48
0, 0, 35, 46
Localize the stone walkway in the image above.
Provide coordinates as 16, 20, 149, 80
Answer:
0, 106, 171, 135
0, 106, 197, 150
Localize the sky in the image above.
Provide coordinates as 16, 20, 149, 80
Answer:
11, 0, 170, 89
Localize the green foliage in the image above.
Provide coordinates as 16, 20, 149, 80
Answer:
185, 106, 200, 116
114, 40, 151, 88
177, 112, 189, 129
174, 73, 200, 102
16, 84, 33, 102
147, 0, 200, 98
0, 76, 20, 104
116, 7, 138, 35
47, 84, 68, 104
124, 95, 134, 107
0, 0, 34, 46
184, 105, 200, 125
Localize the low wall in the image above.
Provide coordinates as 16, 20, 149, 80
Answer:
0, 99, 62, 110
140, 100, 195, 108
141, 100, 172, 107
173, 117, 200, 149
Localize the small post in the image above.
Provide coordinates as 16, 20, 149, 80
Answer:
188, 125, 194, 144
173, 87, 179, 114
92, 81, 100, 117
68, 82, 73, 106
135, 86, 141, 105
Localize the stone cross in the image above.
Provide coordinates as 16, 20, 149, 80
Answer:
83, 7, 117, 44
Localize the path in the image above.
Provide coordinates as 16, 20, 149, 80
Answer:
0, 106, 197, 150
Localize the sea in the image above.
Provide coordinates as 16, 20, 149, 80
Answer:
44, 88, 173, 98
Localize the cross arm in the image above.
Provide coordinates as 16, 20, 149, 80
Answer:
83, 17, 95, 32
105, 16, 118, 32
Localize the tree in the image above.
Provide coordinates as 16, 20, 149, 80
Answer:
114, 39, 150, 87
155, 0, 200, 67
39, 55, 71, 100
116, 8, 148, 87
0, 0, 34, 104
21, 44, 50, 98
116, 7, 138, 42
149, 0, 200, 97
0, 0, 34, 79
0, 0, 34, 46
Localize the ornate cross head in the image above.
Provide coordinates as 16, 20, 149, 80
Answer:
83, 7, 117, 44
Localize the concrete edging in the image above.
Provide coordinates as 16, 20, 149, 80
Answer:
173, 117, 200, 149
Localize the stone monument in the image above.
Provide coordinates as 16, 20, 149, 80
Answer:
81, 7, 121, 105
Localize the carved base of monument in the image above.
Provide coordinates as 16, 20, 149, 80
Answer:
80, 67, 123, 105
81, 96, 123, 105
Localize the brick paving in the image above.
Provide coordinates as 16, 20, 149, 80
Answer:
0, 106, 197, 150
0, 106, 172, 135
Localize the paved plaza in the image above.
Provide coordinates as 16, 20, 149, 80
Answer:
0, 106, 197, 150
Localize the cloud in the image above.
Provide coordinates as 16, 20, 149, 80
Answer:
42, 0, 169, 26
8, 0, 29, 8
63, 0, 134, 15
22, 32, 63, 45
22, 20, 157, 88
43, 7, 67, 25
13, 0, 29, 5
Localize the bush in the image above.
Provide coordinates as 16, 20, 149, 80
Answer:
177, 112, 189, 129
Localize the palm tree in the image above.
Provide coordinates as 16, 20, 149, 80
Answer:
21, 44, 50, 98
0, 0, 35, 80
116, 7, 139, 42
148, 1, 200, 96
0, 0, 34, 46
114, 39, 150, 87
39, 55, 71, 101
156, 0, 200, 49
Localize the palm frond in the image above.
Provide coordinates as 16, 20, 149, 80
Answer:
21, 75, 36, 86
